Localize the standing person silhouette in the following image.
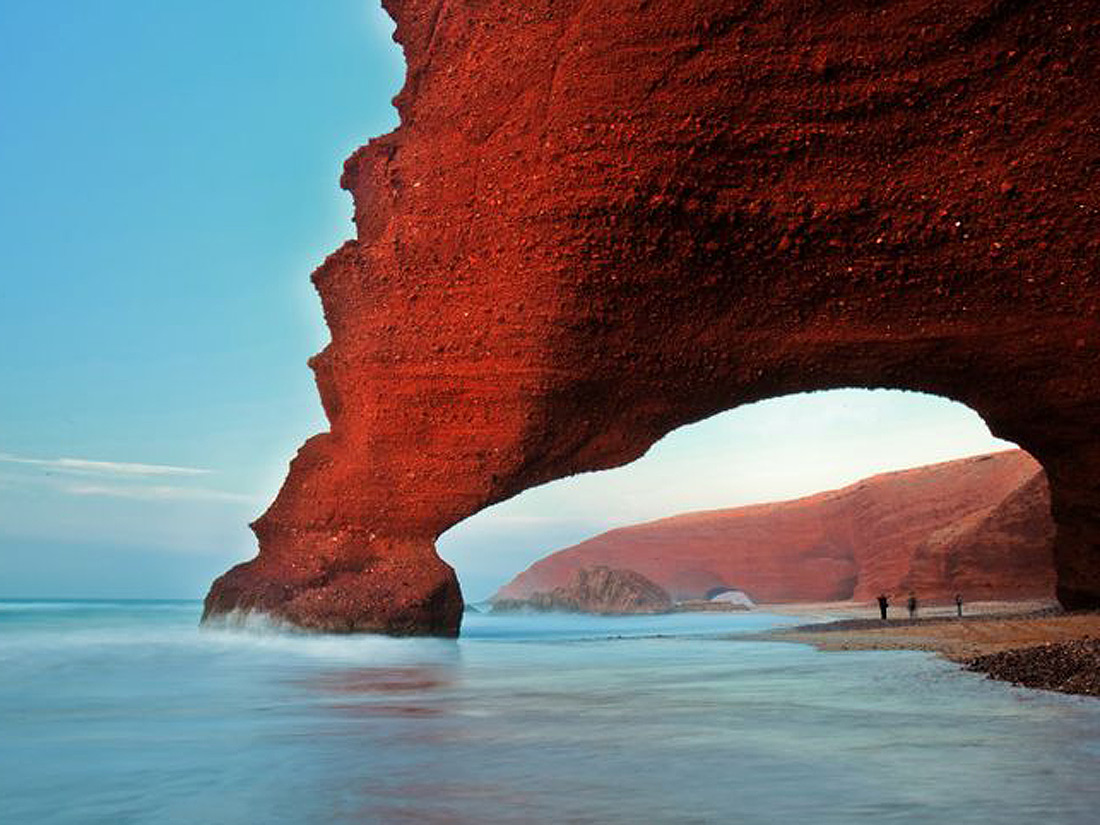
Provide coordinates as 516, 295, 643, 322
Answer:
955, 593, 963, 617
877, 594, 889, 621
907, 592, 918, 619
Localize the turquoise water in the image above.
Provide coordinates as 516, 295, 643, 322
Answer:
2, 601, 1100, 824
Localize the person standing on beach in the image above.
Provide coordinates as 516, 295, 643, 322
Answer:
877, 594, 889, 621
907, 593, 918, 619
955, 593, 963, 617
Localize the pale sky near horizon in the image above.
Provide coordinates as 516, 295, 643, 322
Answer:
0, 2, 1014, 602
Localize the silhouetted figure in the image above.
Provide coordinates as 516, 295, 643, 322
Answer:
955, 593, 963, 617
877, 594, 889, 621
907, 592, 918, 619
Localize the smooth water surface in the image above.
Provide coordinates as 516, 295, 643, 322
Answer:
2, 600, 1099, 824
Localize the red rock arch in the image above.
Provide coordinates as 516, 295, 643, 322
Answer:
204, 0, 1099, 633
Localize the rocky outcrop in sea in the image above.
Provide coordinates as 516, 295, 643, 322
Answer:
492, 566, 672, 615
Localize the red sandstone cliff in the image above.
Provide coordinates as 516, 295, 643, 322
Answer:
205, 0, 1100, 635
496, 451, 1055, 604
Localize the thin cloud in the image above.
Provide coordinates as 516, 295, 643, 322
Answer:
62, 483, 256, 504
0, 452, 255, 505
0, 453, 210, 477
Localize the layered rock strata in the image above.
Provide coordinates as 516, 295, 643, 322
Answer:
497, 450, 1055, 605
205, 0, 1100, 634
492, 565, 672, 615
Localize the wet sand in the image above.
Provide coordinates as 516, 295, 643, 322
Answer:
746, 600, 1100, 696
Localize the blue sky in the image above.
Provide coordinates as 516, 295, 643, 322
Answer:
0, 2, 1012, 602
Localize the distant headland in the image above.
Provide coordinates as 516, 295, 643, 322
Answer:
496, 450, 1054, 609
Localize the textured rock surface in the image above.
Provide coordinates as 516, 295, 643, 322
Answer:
205, 0, 1100, 634
965, 639, 1100, 697
492, 565, 672, 615
497, 450, 1055, 604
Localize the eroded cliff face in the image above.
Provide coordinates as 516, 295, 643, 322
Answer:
204, 0, 1100, 634
496, 451, 1055, 604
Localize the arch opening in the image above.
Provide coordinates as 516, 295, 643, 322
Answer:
438, 389, 1056, 613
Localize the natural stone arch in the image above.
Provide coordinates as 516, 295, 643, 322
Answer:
204, 0, 1099, 634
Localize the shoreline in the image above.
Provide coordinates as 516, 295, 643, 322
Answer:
744, 599, 1100, 697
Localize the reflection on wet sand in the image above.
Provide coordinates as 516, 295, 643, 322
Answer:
301, 666, 454, 694
288, 665, 457, 720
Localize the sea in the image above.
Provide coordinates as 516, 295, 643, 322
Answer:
2, 600, 1100, 825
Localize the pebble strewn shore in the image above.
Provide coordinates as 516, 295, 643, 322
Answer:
747, 605, 1100, 697
965, 639, 1100, 697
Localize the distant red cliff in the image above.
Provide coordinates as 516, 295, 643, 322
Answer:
496, 451, 1055, 605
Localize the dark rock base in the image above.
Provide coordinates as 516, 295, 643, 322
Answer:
965, 638, 1100, 697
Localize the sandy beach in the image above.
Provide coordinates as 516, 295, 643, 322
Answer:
748, 600, 1100, 696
